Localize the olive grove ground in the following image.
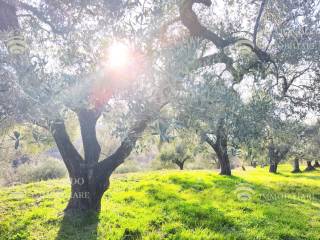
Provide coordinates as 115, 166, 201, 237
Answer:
0, 165, 319, 240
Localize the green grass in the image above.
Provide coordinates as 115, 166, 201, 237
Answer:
0, 165, 319, 240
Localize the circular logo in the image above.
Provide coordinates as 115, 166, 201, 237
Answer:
236, 39, 254, 56
234, 183, 255, 201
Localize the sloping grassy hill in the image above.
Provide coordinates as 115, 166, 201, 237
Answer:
0, 165, 319, 240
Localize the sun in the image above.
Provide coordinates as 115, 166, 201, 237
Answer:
107, 42, 131, 69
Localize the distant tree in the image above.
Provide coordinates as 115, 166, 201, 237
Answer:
173, 79, 274, 175
174, 80, 242, 175
159, 141, 191, 170
264, 120, 303, 174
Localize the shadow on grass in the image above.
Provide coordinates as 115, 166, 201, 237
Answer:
167, 172, 319, 211
167, 173, 320, 239
168, 173, 256, 195
54, 171, 320, 240
175, 202, 239, 232
144, 181, 246, 238
278, 171, 320, 181
55, 211, 99, 240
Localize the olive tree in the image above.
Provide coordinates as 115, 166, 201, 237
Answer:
0, 0, 172, 212
159, 141, 192, 170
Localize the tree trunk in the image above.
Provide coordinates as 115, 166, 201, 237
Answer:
291, 158, 301, 173
251, 161, 257, 168
217, 149, 231, 175
269, 162, 278, 173
314, 160, 320, 168
177, 162, 184, 170
207, 143, 231, 175
50, 110, 150, 212
204, 120, 231, 176
305, 161, 316, 172
268, 143, 278, 173
66, 173, 109, 212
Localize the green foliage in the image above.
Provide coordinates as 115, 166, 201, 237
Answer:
0, 167, 319, 239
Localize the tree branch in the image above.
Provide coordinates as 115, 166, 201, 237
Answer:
253, 0, 268, 47
179, 0, 275, 83
50, 120, 82, 175
97, 116, 151, 177
179, 0, 237, 49
77, 108, 101, 164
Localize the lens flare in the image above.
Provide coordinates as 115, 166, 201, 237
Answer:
107, 42, 131, 69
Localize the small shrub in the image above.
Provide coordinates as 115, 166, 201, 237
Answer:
15, 157, 67, 184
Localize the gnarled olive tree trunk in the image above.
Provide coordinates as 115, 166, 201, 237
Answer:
291, 157, 301, 173
51, 109, 149, 212
204, 120, 231, 176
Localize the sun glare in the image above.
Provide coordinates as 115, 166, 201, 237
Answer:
107, 42, 131, 69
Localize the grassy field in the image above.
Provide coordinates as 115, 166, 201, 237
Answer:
0, 165, 319, 240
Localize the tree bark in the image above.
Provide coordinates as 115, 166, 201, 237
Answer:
314, 160, 320, 168
291, 158, 301, 173
217, 149, 231, 175
305, 161, 316, 172
204, 120, 231, 176
77, 109, 101, 164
